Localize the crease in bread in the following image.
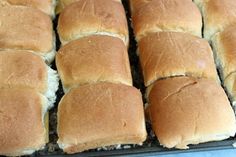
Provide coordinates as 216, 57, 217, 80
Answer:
56, 35, 132, 93
0, 89, 49, 156
57, 0, 129, 46
147, 77, 236, 149
0, 6, 56, 64
59, 31, 128, 48
138, 32, 219, 87
57, 82, 147, 154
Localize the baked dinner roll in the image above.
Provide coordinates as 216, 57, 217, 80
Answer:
0, 6, 55, 63
211, 25, 236, 107
57, 0, 129, 46
0, 50, 59, 108
56, 35, 132, 92
57, 82, 147, 154
56, 0, 121, 14
138, 32, 218, 86
0, 0, 56, 17
132, 0, 202, 41
147, 77, 236, 149
194, 0, 236, 40
0, 89, 49, 156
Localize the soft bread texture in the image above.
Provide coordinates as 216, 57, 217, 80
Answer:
132, 0, 202, 41
0, 6, 55, 63
56, 0, 121, 14
0, 0, 56, 17
138, 32, 218, 86
0, 89, 48, 156
0, 50, 59, 108
211, 25, 236, 108
57, 83, 147, 154
194, 0, 236, 41
147, 77, 236, 149
57, 0, 129, 46
56, 35, 132, 92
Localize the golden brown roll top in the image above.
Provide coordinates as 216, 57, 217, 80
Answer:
57, 0, 129, 46
211, 25, 236, 106
57, 82, 147, 154
129, 0, 193, 15
132, 0, 202, 41
0, 51, 47, 93
56, 35, 132, 92
0, 0, 56, 17
194, 0, 236, 40
147, 77, 236, 149
138, 32, 218, 86
0, 6, 55, 63
56, 0, 121, 14
0, 89, 48, 156
0, 50, 59, 108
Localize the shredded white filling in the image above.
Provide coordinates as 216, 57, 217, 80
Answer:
45, 66, 59, 109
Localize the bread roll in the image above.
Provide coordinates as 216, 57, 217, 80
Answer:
57, 82, 147, 154
0, 6, 55, 63
132, 0, 202, 41
56, 35, 132, 92
0, 50, 59, 108
0, 89, 48, 156
0, 0, 56, 17
211, 25, 236, 107
194, 0, 236, 40
147, 77, 236, 149
56, 0, 121, 14
57, 0, 128, 46
138, 32, 218, 86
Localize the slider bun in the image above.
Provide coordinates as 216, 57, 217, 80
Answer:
0, 6, 55, 63
194, 0, 236, 40
57, 82, 147, 154
56, 35, 132, 92
0, 50, 47, 93
0, 0, 56, 17
0, 89, 48, 156
211, 25, 236, 108
57, 0, 129, 46
148, 77, 236, 149
132, 0, 202, 41
0, 50, 59, 108
138, 32, 218, 86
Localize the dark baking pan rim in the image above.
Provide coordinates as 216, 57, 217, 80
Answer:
44, 139, 235, 156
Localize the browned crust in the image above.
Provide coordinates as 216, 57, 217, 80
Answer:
132, 0, 202, 41
0, 50, 47, 93
0, 89, 47, 156
138, 32, 218, 86
57, 82, 147, 154
148, 77, 236, 149
57, 0, 128, 45
0, 6, 53, 53
56, 35, 132, 90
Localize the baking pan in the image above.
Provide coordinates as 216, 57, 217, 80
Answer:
32, 0, 236, 156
